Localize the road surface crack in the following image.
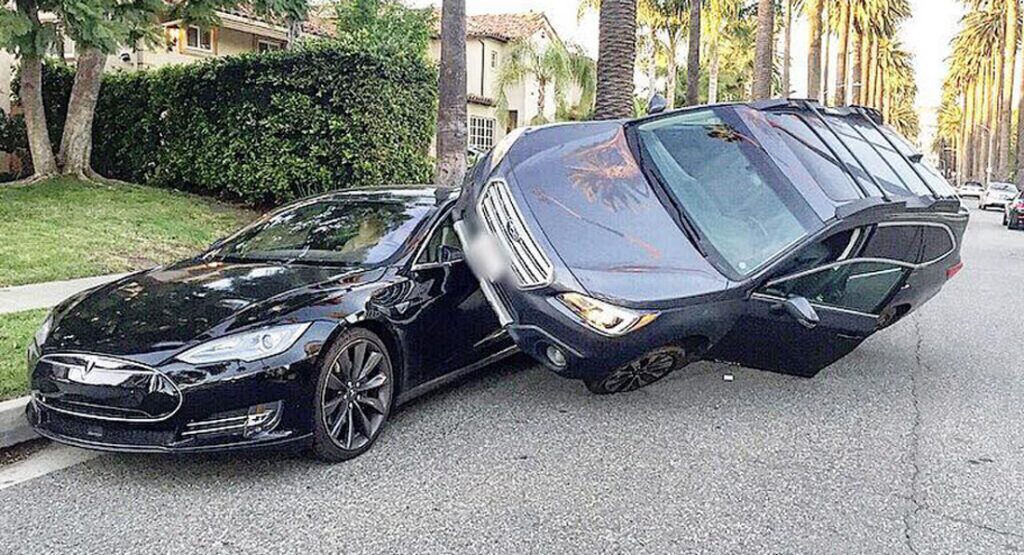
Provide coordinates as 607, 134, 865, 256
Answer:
903, 316, 925, 555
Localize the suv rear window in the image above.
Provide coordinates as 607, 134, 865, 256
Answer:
635, 107, 820, 276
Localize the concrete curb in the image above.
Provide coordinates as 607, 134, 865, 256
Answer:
0, 396, 37, 450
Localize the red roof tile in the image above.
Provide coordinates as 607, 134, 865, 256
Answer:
432, 12, 549, 42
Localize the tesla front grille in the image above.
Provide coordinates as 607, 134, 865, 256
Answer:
478, 179, 553, 289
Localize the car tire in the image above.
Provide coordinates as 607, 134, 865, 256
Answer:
584, 347, 687, 395
311, 327, 395, 462
1004, 213, 1009, 226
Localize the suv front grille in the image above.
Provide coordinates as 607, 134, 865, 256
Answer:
477, 179, 553, 289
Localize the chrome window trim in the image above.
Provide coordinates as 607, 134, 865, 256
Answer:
750, 292, 879, 319
35, 353, 183, 423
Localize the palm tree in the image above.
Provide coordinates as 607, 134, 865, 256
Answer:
832, 0, 850, 105
435, 0, 467, 187
996, 0, 1018, 181
495, 41, 596, 125
594, 0, 639, 119
704, 0, 742, 103
752, 0, 774, 99
806, 0, 823, 100
686, 0, 702, 105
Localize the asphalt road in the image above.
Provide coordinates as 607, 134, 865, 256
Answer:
1, 204, 1022, 554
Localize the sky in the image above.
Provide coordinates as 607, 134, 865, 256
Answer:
411, 0, 968, 134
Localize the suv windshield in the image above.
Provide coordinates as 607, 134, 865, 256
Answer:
634, 107, 820, 276
214, 195, 431, 266
990, 183, 1017, 192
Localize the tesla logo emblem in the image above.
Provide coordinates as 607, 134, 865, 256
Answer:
81, 359, 96, 376
505, 222, 521, 242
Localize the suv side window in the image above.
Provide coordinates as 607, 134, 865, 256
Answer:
416, 214, 462, 266
764, 261, 907, 314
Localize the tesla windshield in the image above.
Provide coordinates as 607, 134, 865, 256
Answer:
635, 108, 819, 276
214, 196, 431, 266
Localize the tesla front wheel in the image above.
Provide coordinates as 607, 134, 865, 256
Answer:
584, 347, 686, 395
312, 328, 395, 462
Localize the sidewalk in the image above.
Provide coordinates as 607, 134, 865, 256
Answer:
0, 274, 127, 315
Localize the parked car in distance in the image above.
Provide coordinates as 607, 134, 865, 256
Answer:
979, 181, 1019, 211
26, 187, 514, 461
1004, 191, 1024, 229
957, 181, 985, 198
455, 100, 966, 393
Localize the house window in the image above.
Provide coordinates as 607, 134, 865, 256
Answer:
490, 50, 498, 68
186, 26, 213, 51
469, 116, 496, 151
258, 40, 283, 53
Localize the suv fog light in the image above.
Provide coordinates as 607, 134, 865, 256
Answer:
545, 345, 567, 368
244, 401, 283, 438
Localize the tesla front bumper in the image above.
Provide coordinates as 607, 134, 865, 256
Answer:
26, 322, 337, 454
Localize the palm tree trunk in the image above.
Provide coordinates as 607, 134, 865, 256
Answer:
807, 0, 823, 100
822, 20, 832, 103
708, 40, 720, 103
834, 0, 850, 105
594, 0, 638, 119
752, 0, 774, 99
15, 0, 57, 178
783, 0, 794, 96
850, 25, 862, 105
989, 44, 1004, 178
998, 0, 1018, 181
978, 67, 991, 183
686, 0, 702, 106
963, 80, 976, 182
58, 46, 107, 178
859, 31, 871, 105
435, 0, 467, 187
666, 31, 679, 108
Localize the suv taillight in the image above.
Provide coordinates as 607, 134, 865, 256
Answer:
1015, 200, 1024, 210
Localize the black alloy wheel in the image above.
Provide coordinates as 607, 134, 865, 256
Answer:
312, 328, 394, 462
584, 347, 686, 395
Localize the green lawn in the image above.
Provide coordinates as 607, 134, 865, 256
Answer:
0, 309, 47, 400
0, 178, 255, 287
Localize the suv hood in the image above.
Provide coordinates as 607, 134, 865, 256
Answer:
45, 260, 381, 358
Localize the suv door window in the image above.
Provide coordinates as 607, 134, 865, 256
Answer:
763, 261, 907, 314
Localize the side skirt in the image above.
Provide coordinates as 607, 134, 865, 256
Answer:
396, 345, 519, 406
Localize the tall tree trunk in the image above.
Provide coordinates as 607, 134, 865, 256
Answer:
978, 67, 991, 183
685, 0, 701, 106
435, 0, 467, 187
708, 40, 720, 103
536, 77, 547, 123
807, 0, 823, 100
964, 80, 976, 182
15, 0, 57, 178
859, 30, 871, 105
594, 0, 638, 119
868, 36, 880, 108
666, 32, 678, 108
850, 25, 862, 105
752, 0, 775, 100
998, 0, 1018, 181
834, 0, 850, 105
782, 0, 793, 96
58, 47, 106, 177
989, 42, 1005, 177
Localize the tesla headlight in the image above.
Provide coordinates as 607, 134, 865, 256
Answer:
177, 323, 311, 365
556, 293, 658, 336
33, 312, 54, 347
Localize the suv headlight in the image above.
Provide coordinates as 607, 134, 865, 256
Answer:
177, 323, 311, 365
556, 293, 658, 336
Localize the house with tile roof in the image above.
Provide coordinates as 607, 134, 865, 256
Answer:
428, 11, 565, 153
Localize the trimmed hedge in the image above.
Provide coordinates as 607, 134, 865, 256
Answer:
36, 40, 436, 205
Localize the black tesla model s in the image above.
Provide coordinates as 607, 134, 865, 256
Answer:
454, 100, 968, 393
26, 187, 513, 461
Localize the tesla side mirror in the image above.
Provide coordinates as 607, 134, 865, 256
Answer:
439, 244, 464, 264
782, 297, 820, 329
647, 93, 668, 115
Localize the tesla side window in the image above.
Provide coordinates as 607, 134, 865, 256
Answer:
825, 117, 910, 197
214, 197, 431, 266
636, 108, 819, 276
847, 119, 933, 196
764, 261, 907, 314
417, 216, 462, 265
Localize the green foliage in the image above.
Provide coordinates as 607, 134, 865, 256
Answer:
332, 0, 434, 59
32, 41, 436, 206
0, 309, 48, 400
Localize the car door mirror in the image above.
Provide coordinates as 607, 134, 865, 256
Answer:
781, 296, 820, 329
439, 244, 464, 264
